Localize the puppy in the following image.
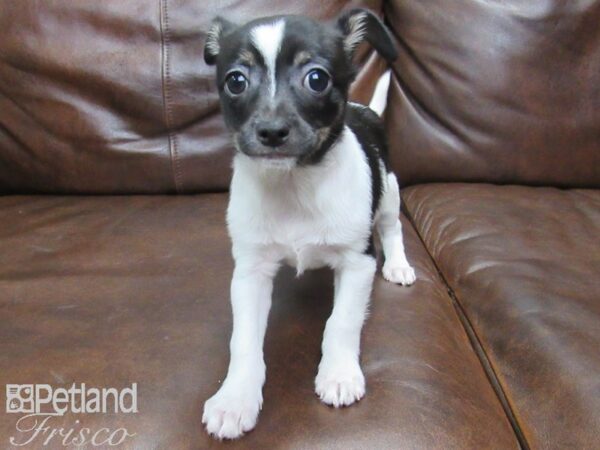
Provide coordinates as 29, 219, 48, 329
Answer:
202, 9, 416, 440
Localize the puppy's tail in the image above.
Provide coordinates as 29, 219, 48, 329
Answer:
368, 70, 391, 117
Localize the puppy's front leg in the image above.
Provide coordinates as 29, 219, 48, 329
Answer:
203, 253, 279, 440
316, 252, 376, 407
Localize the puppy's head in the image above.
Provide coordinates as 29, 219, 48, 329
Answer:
204, 9, 397, 167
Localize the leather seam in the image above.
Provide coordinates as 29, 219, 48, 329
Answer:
159, 0, 183, 193
401, 198, 530, 450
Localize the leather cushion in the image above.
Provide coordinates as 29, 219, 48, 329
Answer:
385, 0, 600, 188
0, 194, 517, 448
0, 1, 385, 194
403, 183, 600, 449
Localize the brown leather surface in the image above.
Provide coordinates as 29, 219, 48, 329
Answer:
0, 1, 385, 195
385, 0, 600, 188
0, 194, 517, 449
403, 183, 600, 449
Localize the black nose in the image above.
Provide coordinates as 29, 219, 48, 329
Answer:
256, 120, 290, 147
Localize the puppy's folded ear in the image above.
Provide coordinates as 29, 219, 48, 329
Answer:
337, 9, 398, 63
204, 17, 236, 65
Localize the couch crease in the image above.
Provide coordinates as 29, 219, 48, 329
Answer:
401, 201, 530, 450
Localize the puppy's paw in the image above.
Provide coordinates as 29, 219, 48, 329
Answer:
315, 358, 365, 408
202, 385, 262, 440
382, 263, 416, 286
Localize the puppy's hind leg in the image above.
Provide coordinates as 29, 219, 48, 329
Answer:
375, 173, 416, 285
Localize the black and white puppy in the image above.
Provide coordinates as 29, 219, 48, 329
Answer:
202, 9, 415, 440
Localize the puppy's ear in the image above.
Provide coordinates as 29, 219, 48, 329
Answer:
204, 17, 235, 65
337, 9, 398, 63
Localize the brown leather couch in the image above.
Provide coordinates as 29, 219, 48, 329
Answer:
1, 1, 598, 449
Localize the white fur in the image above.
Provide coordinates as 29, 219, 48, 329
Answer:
203, 126, 415, 439
369, 70, 391, 116
228, 127, 373, 266
251, 20, 285, 98
377, 173, 417, 285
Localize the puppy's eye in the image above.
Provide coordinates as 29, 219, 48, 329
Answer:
225, 71, 248, 95
303, 69, 331, 94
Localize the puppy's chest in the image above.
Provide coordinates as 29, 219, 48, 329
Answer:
251, 194, 367, 269
241, 187, 367, 243
228, 173, 372, 267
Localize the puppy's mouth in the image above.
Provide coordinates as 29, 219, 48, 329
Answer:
234, 138, 301, 160
240, 150, 299, 163
257, 152, 294, 160
254, 155, 297, 171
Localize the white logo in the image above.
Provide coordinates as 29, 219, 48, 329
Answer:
6, 385, 35, 414
5, 383, 137, 415
5, 383, 138, 447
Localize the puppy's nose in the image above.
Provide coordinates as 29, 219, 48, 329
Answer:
256, 120, 290, 147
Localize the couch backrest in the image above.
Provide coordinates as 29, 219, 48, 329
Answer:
0, 1, 385, 194
385, 0, 600, 188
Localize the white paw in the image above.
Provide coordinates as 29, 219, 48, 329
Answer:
382, 263, 416, 286
315, 358, 365, 408
202, 385, 262, 440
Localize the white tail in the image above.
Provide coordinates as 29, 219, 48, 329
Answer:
368, 70, 391, 116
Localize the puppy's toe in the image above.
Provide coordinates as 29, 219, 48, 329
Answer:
202, 388, 262, 440
315, 359, 365, 408
382, 263, 416, 286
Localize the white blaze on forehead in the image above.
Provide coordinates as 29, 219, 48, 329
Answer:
250, 20, 285, 98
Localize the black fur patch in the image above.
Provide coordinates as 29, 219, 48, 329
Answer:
345, 103, 391, 218
365, 233, 376, 257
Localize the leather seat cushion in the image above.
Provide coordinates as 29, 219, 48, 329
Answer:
403, 183, 600, 449
0, 194, 517, 448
